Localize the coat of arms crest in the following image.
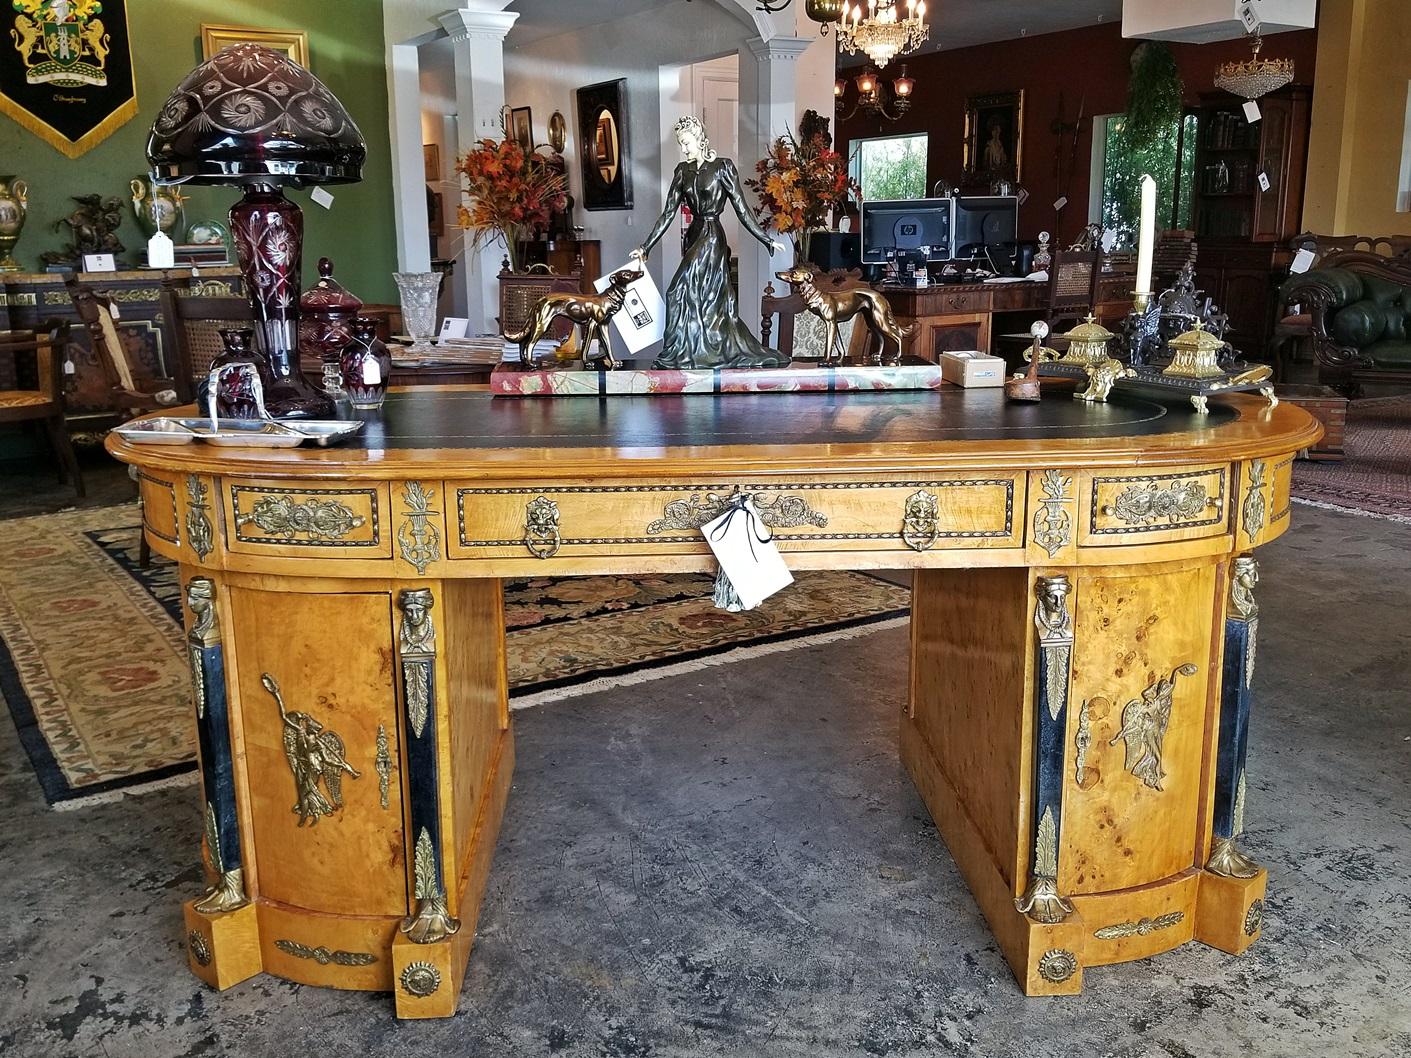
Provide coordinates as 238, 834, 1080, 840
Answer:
11, 0, 110, 87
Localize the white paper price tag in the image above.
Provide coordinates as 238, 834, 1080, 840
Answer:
82, 253, 116, 272
701, 498, 792, 611
361, 359, 381, 385
311, 187, 334, 209
1257, 170, 1271, 192
1290, 248, 1316, 274
439, 317, 469, 339
63, 359, 75, 375
1243, 100, 1262, 124
1053, 196, 1068, 212
595, 262, 666, 355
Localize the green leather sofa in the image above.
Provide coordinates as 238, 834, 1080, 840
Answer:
1281, 250, 1411, 394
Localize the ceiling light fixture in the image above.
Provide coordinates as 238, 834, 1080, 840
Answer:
838, 0, 930, 69
1214, 32, 1294, 100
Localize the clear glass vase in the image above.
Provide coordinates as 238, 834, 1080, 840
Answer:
394, 271, 440, 356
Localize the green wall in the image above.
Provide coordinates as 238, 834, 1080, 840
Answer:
0, 0, 396, 302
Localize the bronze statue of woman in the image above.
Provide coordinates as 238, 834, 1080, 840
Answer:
632, 116, 787, 369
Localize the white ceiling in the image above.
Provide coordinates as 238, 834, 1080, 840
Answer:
907, 0, 1124, 54
507, 0, 682, 48
505, 0, 1127, 53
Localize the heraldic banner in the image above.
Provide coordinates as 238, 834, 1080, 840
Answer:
1, 0, 137, 158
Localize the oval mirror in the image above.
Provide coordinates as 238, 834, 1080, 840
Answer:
593, 108, 619, 185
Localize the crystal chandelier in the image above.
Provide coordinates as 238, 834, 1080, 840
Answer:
1214, 33, 1294, 100
838, 0, 929, 69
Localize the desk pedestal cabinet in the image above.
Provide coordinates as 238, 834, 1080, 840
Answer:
110, 391, 1315, 1016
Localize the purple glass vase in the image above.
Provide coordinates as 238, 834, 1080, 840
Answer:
340, 317, 392, 410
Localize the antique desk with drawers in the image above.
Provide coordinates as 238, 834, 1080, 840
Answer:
107, 387, 1319, 1018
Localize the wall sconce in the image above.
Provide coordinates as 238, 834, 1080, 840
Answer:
836, 64, 915, 123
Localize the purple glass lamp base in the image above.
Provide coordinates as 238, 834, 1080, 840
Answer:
230, 184, 335, 419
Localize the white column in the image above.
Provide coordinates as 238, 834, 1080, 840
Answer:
438, 2, 519, 333
387, 42, 430, 273
738, 35, 813, 334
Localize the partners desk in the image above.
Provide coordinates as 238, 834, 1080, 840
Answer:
107, 386, 1319, 1018
881, 274, 1135, 359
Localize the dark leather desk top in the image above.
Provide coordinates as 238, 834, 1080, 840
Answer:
108, 386, 1319, 480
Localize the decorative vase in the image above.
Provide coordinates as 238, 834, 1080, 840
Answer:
340, 317, 392, 410
130, 177, 187, 238
300, 257, 364, 397
229, 183, 335, 419
0, 176, 27, 273
208, 328, 275, 419
394, 271, 440, 356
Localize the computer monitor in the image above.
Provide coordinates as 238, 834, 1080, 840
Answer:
861, 198, 954, 264
952, 195, 1020, 260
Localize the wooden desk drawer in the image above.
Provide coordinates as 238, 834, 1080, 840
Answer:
1079, 466, 1229, 547
939, 290, 989, 314
223, 480, 392, 558
450, 476, 1023, 561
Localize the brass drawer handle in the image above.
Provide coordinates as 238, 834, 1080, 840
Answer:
523, 495, 562, 559
901, 489, 939, 552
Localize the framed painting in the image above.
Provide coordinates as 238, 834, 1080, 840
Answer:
576, 79, 632, 211
423, 143, 440, 183
510, 107, 534, 153
963, 90, 1024, 187
200, 25, 310, 68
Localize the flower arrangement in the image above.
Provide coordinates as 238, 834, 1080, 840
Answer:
747, 112, 857, 263
456, 132, 568, 274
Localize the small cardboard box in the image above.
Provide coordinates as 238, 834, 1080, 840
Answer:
940, 350, 1005, 388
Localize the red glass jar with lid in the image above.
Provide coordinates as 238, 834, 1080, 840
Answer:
299, 257, 363, 396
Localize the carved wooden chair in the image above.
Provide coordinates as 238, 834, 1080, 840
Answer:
760, 267, 872, 361
498, 261, 581, 347
158, 276, 254, 402
0, 320, 83, 497
1045, 249, 1101, 332
66, 276, 188, 414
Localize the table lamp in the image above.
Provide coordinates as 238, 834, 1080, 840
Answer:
145, 44, 367, 419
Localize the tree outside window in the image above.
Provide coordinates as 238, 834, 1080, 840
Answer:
1097, 114, 1197, 247
852, 134, 928, 201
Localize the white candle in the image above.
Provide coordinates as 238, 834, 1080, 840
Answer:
1135, 173, 1156, 298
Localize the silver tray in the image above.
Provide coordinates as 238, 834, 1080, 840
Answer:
111, 419, 198, 445
114, 418, 364, 448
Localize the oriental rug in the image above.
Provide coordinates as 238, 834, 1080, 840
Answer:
0, 504, 909, 807
1291, 395, 1411, 523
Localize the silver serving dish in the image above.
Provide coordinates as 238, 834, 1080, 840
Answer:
112, 419, 197, 445
114, 417, 364, 448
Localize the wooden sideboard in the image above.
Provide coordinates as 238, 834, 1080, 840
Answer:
1, 267, 240, 429
109, 387, 1319, 1018
880, 274, 1135, 360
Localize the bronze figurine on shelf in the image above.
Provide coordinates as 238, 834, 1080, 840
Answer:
632, 116, 787, 369
39, 194, 125, 269
503, 267, 642, 370
775, 266, 915, 366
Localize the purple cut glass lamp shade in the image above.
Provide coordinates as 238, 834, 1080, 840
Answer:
145, 44, 366, 419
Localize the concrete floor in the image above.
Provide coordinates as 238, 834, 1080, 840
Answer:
1, 503, 1409, 1057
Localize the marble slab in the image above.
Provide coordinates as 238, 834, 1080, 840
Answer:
491, 361, 945, 398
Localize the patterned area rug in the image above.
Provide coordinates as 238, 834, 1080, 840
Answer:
1292, 395, 1411, 523
0, 505, 909, 807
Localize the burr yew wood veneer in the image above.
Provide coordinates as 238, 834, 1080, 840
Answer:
106, 386, 1320, 1018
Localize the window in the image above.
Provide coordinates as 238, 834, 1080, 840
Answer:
1091, 113, 1197, 247
851, 133, 928, 201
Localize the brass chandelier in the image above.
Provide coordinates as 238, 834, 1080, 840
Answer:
838, 0, 930, 69
1214, 33, 1294, 100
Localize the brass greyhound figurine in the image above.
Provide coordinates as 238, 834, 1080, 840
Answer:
775, 266, 917, 366
503, 268, 642, 370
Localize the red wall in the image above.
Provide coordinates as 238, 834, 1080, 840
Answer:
836, 22, 1319, 246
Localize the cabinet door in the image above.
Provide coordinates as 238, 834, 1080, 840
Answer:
1060, 564, 1218, 895
230, 587, 407, 917
922, 313, 992, 358
1223, 267, 1276, 356
1253, 97, 1292, 242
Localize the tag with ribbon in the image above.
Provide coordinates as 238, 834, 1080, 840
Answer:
701, 493, 793, 612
